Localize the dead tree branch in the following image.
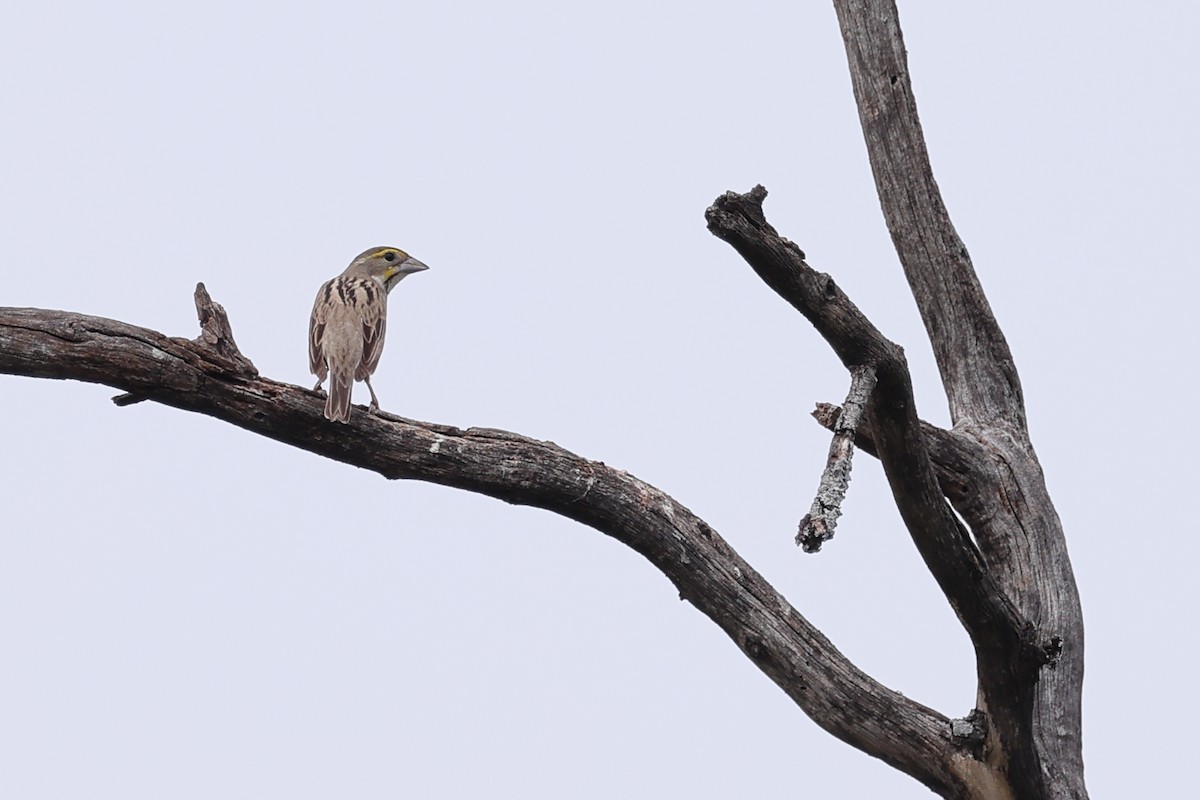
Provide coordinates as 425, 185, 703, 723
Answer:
834, 0, 1025, 433
705, 187, 1032, 673
113, 282, 256, 406
0, 296, 977, 799
797, 365, 876, 552
811, 402, 996, 523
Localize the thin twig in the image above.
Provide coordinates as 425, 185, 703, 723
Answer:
797, 365, 877, 552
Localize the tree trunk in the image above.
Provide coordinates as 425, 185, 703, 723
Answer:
830, 2, 1086, 795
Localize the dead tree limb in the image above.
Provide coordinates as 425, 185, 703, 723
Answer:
797, 365, 876, 552
0, 297, 980, 798
706, 187, 1032, 672
113, 282, 256, 407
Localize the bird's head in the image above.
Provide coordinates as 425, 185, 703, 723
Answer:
348, 246, 429, 291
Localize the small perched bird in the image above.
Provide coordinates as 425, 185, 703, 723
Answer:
309, 246, 429, 422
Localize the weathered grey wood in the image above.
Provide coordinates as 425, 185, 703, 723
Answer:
833, 2, 1087, 797
698, 1, 1092, 796
113, 282, 256, 407
0, 3, 1088, 796
706, 188, 1034, 677
0, 300, 976, 798
833, 0, 1025, 433
812, 402, 992, 518
797, 366, 876, 552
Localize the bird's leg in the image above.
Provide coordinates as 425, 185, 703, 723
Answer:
312, 378, 326, 396
364, 376, 381, 414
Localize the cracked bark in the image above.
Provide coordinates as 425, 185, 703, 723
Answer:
0, 1, 1086, 797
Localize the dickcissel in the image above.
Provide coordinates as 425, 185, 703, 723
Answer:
309, 246, 428, 422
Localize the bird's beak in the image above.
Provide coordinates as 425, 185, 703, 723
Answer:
398, 256, 429, 275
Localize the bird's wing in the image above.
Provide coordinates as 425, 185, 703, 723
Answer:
308, 280, 333, 377
358, 284, 388, 380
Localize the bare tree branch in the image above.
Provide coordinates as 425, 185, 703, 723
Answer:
706, 183, 1087, 797
833, 0, 1026, 433
797, 365, 876, 553
190, 282, 259, 377
113, 282, 257, 407
812, 403, 995, 526
705, 187, 1032, 665
0, 299, 978, 798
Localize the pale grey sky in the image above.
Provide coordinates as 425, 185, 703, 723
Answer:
2, 2, 1196, 797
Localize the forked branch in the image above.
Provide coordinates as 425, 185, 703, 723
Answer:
832, 4, 1087, 796
706, 186, 1030, 669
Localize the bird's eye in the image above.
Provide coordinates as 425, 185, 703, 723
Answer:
384, 252, 396, 262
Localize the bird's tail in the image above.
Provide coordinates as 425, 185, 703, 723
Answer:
325, 362, 354, 423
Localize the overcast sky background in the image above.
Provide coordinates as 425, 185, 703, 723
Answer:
2, 2, 1196, 797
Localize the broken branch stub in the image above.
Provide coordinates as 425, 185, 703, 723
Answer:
797, 365, 877, 552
